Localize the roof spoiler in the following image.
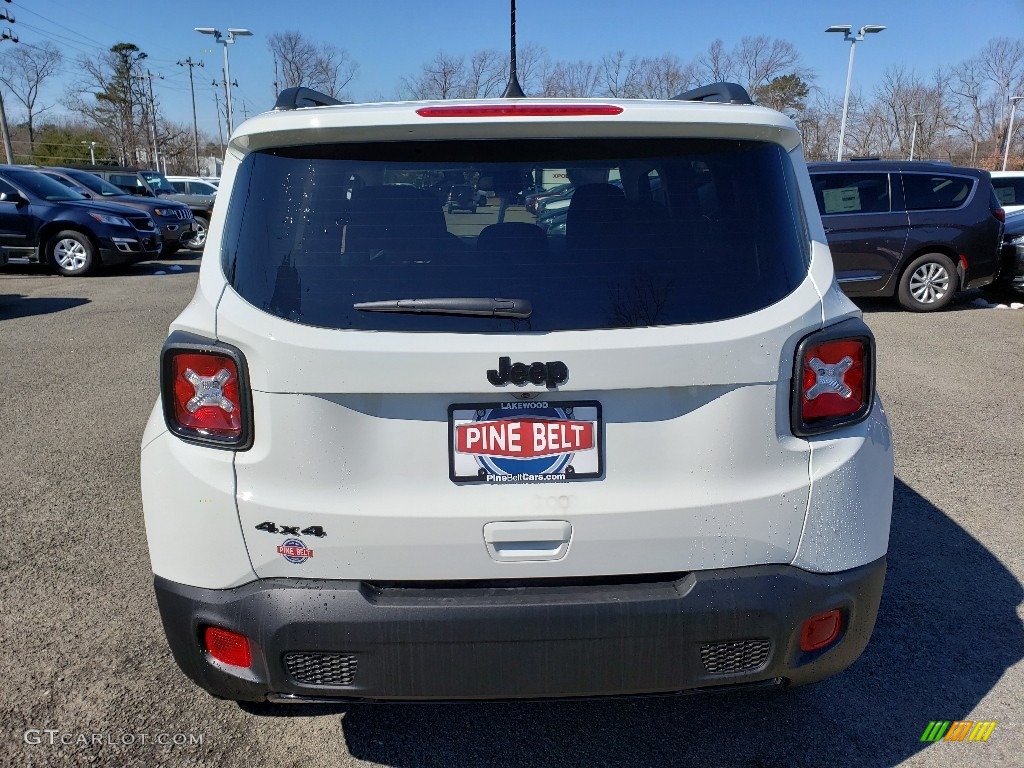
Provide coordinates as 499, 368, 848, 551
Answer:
671, 82, 752, 105
274, 87, 350, 111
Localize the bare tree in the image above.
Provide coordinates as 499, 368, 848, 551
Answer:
0, 42, 63, 155
976, 38, 1024, 161
268, 30, 358, 99
65, 43, 149, 165
599, 51, 636, 97
950, 58, 987, 164
461, 49, 506, 98
400, 52, 465, 100
542, 60, 600, 97
629, 54, 699, 99
695, 39, 734, 85
734, 36, 810, 96
867, 66, 956, 159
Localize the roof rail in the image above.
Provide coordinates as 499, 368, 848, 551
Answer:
672, 82, 752, 105
274, 87, 349, 111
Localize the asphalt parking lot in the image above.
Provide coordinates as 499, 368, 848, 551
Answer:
1, 257, 1022, 768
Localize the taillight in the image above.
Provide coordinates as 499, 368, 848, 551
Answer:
791, 322, 875, 437
160, 334, 253, 449
203, 626, 252, 667
994, 207, 1006, 223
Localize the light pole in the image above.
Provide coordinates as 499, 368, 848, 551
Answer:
81, 141, 97, 164
909, 113, 924, 160
826, 24, 886, 162
195, 26, 252, 136
1002, 96, 1024, 171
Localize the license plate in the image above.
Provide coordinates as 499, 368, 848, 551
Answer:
448, 400, 603, 484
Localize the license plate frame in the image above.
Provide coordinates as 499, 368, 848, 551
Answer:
448, 400, 603, 484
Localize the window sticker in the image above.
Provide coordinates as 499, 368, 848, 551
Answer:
823, 187, 862, 214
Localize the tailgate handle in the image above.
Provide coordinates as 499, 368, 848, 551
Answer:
483, 520, 572, 562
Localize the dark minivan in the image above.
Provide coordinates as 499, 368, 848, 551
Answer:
807, 161, 1004, 311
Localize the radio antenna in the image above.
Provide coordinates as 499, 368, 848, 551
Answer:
502, 0, 526, 98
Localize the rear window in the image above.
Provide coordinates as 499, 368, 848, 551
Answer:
993, 176, 1024, 207
224, 138, 809, 332
901, 173, 975, 211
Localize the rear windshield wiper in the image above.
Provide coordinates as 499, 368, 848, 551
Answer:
353, 297, 532, 319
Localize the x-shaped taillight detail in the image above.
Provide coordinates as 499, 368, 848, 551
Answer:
183, 368, 235, 413
805, 356, 854, 400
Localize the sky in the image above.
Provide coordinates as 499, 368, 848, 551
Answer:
4, 0, 1023, 144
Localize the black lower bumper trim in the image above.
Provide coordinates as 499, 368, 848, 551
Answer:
99, 246, 157, 266
154, 558, 886, 702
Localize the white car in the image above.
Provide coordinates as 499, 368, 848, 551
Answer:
165, 176, 219, 197
142, 84, 894, 703
990, 170, 1024, 214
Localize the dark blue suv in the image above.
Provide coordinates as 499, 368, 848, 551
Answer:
808, 161, 1004, 311
0, 165, 161, 276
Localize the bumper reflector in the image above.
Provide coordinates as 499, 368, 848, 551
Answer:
800, 609, 842, 652
203, 626, 252, 667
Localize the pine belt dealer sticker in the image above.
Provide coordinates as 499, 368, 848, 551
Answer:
277, 538, 314, 564
448, 401, 603, 484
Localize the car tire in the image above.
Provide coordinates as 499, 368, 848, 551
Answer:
47, 230, 97, 277
897, 252, 957, 312
182, 216, 209, 251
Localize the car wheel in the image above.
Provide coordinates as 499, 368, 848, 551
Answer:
182, 216, 209, 250
897, 252, 957, 311
47, 230, 96, 276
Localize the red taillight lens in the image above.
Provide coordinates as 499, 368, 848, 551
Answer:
792, 326, 874, 436
800, 610, 842, 652
203, 626, 251, 667
416, 104, 624, 118
161, 337, 252, 449
801, 339, 867, 421
994, 207, 1006, 223
171, 353, 242, 438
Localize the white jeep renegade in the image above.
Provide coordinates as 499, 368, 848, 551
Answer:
141, 84, 894, 703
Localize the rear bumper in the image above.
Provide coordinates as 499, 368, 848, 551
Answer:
996, 242, 1024, 285
158, 220, 195, 245
154, 556, 886, 702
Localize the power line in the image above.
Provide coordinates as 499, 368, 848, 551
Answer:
10, 1, 109, 50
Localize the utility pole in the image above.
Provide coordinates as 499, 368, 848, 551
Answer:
213, 71, 240, 134
212, 89, 225, 154
220, 68, 230, 137
178, 57, 205, 175
0, 1, 17, 164
145, 70, 162, 168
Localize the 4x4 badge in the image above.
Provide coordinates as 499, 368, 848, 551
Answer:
255, 521, 326, 538
487, 356, 568, 388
